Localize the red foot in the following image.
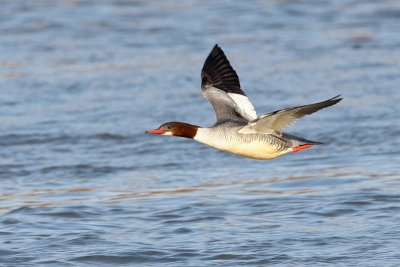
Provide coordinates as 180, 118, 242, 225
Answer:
292, 144, 313, 152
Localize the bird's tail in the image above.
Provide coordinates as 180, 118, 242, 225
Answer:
284, 134, 324, 153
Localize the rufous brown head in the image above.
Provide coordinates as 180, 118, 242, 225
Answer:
146, 122, 198, 139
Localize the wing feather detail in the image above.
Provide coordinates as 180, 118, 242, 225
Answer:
201, 44, 256, 121
239, 95, 342, 134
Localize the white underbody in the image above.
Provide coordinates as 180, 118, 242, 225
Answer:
194, 127, 291, 160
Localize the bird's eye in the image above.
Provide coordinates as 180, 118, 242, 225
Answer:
166, 125, 172, 130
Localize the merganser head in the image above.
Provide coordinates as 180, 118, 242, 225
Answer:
146, 122, 198, 139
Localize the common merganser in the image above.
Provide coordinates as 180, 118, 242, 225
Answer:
146, 44, 342, 160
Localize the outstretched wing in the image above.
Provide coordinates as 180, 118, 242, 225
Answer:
239, 95, 342, 134
201, 44, 257, 122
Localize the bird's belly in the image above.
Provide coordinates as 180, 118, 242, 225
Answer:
228, 142, 289, 160
194, 129, 290, 160
215, 140, 289, 160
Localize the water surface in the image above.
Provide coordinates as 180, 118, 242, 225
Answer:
1, 0, 400, 266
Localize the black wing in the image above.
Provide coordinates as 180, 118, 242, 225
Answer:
200, 44, 257, 121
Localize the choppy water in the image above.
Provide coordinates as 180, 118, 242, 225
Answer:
1, 0, 400, 266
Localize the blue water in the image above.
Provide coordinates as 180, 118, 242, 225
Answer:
1, 0, 400, 266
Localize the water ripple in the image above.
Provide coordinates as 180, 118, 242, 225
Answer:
1, 0, 399, 266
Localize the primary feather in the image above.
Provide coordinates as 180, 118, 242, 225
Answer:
239, 95, 342, 134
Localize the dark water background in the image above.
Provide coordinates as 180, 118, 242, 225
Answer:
1, 0, 400, 266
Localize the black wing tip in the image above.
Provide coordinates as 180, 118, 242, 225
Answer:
331, 94, 342, 100
207, 44, 225, 63
210, 44, 222, 53
201, 44, 244, 95
326, 95, 343, 106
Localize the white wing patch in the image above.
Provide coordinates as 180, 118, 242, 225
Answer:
228, 93, 257, 121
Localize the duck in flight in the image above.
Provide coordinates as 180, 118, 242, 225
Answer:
146, 45, 342, 160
